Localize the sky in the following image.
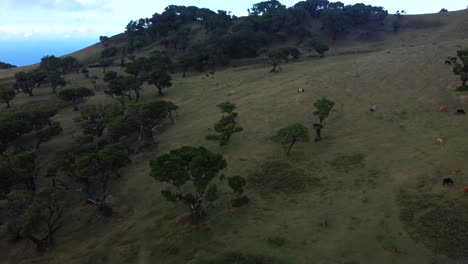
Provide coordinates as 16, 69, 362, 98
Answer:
0, 0, 467, 66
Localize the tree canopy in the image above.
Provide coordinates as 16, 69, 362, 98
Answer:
274, 123, 309, 155
58, 88, 95, 111
150, 146, 247, 223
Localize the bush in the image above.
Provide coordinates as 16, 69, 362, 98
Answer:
231, 196, 249, 207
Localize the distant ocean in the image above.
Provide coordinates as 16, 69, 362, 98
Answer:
0, 39, 97, 67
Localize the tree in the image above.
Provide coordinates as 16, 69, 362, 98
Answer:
0, 108, 57, 152
99, 36, 110, 47
74, 104, 120, 137
258, 48, 288, 72
452, 49, 468, 89
99, 58, 113, 73
104, 76, 134, 110
392, 10, 405, 32
274, 123, 309, 155
206, 102, 243, 145
14, 71, 35, 96
439, 8, 448, 13
58, 88, 95, 111
150, 146, 247, 223
321, 9, 351, 40
47, 71, 67, 94
34, 122, 63, 149
0, 87, 16, 108
60, 57, 81, 74
103, 71, 118, 82
72, 145, 130, 214
311, 40, 329, 57
81, 68, 89, 79
128, 100, 178, 141
217, 101, 237, 114
148, 70, 172, 96
2, 189, 66, 251
313, 97, 335, 141
177, 53, 194, 78
0, 148, 38, 192
101, 47, 118, 58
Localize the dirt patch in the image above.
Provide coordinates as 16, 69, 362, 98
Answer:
456, 95, 468, 105
399, 189, 468, 259
249, 161, 308, 194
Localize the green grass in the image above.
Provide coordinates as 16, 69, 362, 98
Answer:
2, 10, 468, 264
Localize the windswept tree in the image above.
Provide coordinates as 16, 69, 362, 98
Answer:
74, 104, 120, 137
58, 88, 95, 111
311, 40, 329, 57
104, 75, 134, 110
34, 121, 63, 149
99, 36, 110, 47
101, 47, 118, 59
99, 58, 113, 73
103, 71, 118, 82
81, 68, 89, 79
452, 49, 468, 89
128, 100, 178, 141
148, 70, 172, 96
206, 102, 243, 145
274, 123, 309, 155
258, 48, 288, 72
313, 97, 335, 141
177, 53, 194, 78
217, 101, 237, 114
72, 144, 130, 215
60, 57, 82, 74
47, 71, 67, 94
321, 9, 351, 40
0, 147, 38, 192
2, 189, 66, 251
0, 87, 16, 108
14, 71, 35, 96
149, 146, 247, 223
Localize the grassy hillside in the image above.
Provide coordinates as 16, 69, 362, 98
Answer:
2, 10, 468, 264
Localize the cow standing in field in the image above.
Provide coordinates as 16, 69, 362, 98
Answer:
443, 177, 454, 186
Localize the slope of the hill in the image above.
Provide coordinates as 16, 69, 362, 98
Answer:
0, 62, 16, 69
59, 10, 468, 66
2, 10, 468, 264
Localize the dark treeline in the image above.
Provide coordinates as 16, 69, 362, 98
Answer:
123, 0, 388, 71
0, 61, 16, 69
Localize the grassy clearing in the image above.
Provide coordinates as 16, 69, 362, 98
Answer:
2, 11, 468, 264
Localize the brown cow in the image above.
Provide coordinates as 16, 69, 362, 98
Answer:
461, 187, 468, 193
439, 106, 449, 112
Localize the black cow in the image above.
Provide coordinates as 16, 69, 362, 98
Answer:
445, 60, 452, 65
443, 177, 454, 186
456, 109, 466, 115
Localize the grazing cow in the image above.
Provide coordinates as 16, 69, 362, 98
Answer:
436, 138, 444, 145
439, 106, 449, 112
298, 88, 305, 93
461, 186, 468, 193
443, 177, 454, 186
456, 109, 466, 115
320, 216, 328, 227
